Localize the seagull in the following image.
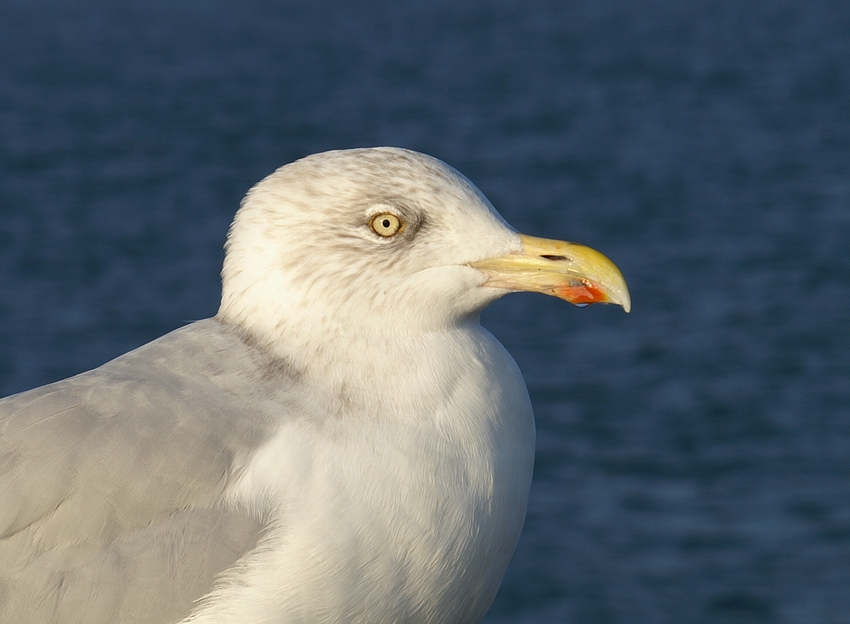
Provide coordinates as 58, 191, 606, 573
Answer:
0, 147, 630, 623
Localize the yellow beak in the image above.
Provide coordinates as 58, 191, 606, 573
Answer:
469, 234, 631, 312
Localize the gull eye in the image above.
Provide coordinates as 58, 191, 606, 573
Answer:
370, 213, 403, 237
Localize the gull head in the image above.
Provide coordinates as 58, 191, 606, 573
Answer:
218, 148, 629, 348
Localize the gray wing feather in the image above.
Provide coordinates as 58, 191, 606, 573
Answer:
0, 319, 291, 623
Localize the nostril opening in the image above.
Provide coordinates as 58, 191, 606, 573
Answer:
540, 254, 569, 261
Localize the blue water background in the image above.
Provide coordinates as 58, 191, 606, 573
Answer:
1, 1, 849, 622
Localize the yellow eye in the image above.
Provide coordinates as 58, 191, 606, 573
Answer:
370, 213, 403, 237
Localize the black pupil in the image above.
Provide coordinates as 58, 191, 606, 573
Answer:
382, 219, 391, 228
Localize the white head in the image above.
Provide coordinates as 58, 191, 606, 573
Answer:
218, 148, 521, 349
217, 147, 630, 387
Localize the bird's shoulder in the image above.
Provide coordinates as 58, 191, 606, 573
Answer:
0, 319, 303, 622
0, 318, 296, 547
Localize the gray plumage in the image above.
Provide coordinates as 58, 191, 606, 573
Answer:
0, 320, 283, 622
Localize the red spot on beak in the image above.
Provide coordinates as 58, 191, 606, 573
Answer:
553, 279, 609, 305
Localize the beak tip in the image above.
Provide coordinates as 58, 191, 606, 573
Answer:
613, 285, 631, 314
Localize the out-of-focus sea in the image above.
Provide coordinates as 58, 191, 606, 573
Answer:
1, 1, 848, 622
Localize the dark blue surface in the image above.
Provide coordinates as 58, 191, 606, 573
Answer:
1, 2, 849, 622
